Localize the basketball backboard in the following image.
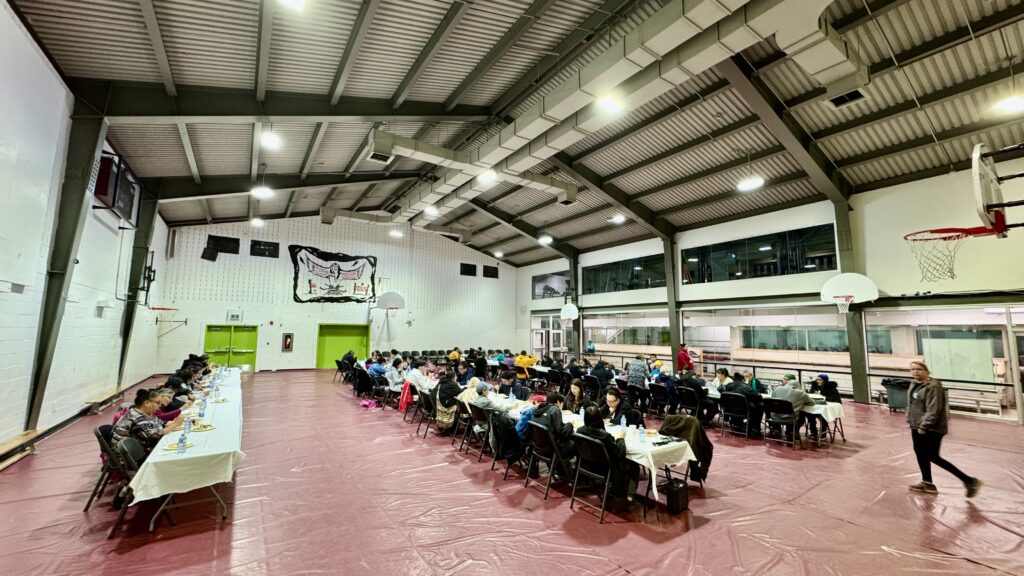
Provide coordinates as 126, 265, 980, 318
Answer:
820, 273, 879, 313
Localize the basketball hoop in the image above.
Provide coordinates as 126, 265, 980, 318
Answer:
831, 295, 854, 314
559, 301, 579, 331
386, 306, 399, 319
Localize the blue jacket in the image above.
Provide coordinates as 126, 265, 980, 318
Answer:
515, 406, 534, 440
457, 368, 475, 387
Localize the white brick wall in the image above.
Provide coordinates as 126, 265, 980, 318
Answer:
122, 217, 169, 387
156, 217, 517, 372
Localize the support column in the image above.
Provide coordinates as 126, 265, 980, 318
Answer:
117, 187, 161, 388
835, 201, 870, 403
569, 255, 582, 357
25, 106, 108, 431
663, 237, 682, 372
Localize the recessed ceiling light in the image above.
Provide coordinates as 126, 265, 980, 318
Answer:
260, 131, 282, 150
424, 205, 440, 217
278, 0, 305, 11
537, 234, 553, 246
596, 95, 624, 113
734, 272, 743, 277
493, 251, 504, 259
736, 175, 764, 192
477, 170, 498, 186
758, 246, 772, 252
687, 257, 698, 262
250, 186, 274, 199
389, 229, 404, 238
993, 95, 1024, 115
803, 263, 817, 269
608, 214, 626, 225
250, 217, 265, 227
633, 266, 642, 270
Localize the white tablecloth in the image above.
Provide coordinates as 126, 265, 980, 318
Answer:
129, 368, 246, 504
803, 401, 845, 422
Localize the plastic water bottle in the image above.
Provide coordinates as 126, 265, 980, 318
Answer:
176, 433, 187, 454
619, 415, 626, 428
578, 407, 584, 418
198, 400, 206, 418
184, 416, 192, 434
638, 424, 646, 443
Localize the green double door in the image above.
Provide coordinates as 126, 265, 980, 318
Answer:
204, 325, 259, 368
316, 324, 369, 369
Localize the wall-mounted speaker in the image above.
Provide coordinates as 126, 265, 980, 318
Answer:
201, 246, 218, 262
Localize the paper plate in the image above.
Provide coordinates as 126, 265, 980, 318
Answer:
164, 441, 195, 450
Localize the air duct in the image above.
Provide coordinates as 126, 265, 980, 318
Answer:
776, 11, 868, 105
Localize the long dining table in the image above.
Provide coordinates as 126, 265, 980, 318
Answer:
127, 367, 246, 530
704, 386, 846, 442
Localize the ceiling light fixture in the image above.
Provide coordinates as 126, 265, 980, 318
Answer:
994, 95, 1024, 114
608, 213, 626, 225
493, 251, 504, 259
758, 245, 772, 252
537, 234, 553, 246
803, 263, 817, 269
278, 0, 306, 11
389, 229, 404, 238
735, 148, 764, 192
734, 272, 743, 277
596, 95, 624, 113
687, 257, 698, 262
424, 205, 440, 217
250, 186, 274, 199
260, 129, 282, 150
633, 266, 642, 271
477, 170, 498, 186
250, 217, 265, 227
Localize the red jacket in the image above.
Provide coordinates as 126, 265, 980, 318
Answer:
677, 348, 695, 371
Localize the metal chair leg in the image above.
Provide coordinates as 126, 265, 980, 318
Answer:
524, 452, 536, 487
108, 489, 132, 539
84, 465, 109, 511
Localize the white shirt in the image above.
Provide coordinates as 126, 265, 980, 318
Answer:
408, 368, 436, 392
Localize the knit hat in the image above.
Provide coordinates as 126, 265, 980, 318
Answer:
783, 374, 796, 381
475, 381, 491, 395
817, 373, 829, 381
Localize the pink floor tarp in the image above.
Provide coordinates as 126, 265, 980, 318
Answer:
1, 370, 1022, 575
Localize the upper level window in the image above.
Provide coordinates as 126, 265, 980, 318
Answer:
681, 223, 837, 284
582, 254, 666, 295
532, 271, 571, 300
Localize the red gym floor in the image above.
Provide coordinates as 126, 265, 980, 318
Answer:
1, 370, 1022, 576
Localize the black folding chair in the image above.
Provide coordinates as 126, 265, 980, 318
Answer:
569, 433, 614, 523
333, 360, 346, 383
526, 367, 546, 390
109, 438, 176, 539
615, 378, 629, 393
416, 392, 437, 438
85, 425, 121, 511
719, 392, 751, 439
490, 410, 524, 480
403, 384, 421, 422
647, 383, 669, 416
559, 371, 573, 396
763, 398, 802, 448
354, 369, 375, 398
582, 375, 601, 400
524, 421, 564, 500
545, 370, 562, 392
450, 402, 472, 448
675, 387, 700, 416
627, 384, 648, 413
463, 403, 493, 462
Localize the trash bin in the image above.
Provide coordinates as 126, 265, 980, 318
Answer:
882, 378, 911, 412
660, 479, 689, 514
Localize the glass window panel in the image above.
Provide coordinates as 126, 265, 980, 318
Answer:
582, 254, 666, 295
681, 223, 837, 284
532, 271, 571, 299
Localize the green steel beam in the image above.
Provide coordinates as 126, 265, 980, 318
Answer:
147, 171, 423, 202
629, 145, 787, 201
391, 2, 470, 109
117, 189, 161, 387
26, 107, 108, 431
137, 0, 177, 96
664, 237, 681, 371
467, 198, 578, 261
329, 0, 384, 106
255, 0, 276, 101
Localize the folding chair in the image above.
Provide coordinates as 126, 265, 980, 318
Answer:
450, 402, 472, 448
582, 375, 601, 400
545, 370, 562, 393
490, 410, 524, 480
463, 403, 493, 462
762, 398, 802, 449
84, 425, 122, 511
333, 360, 346, 383
108, 438, 176, 539
354, 370, 375, 398
559, 371, 573, 396
627, 384, 648, 413
647, 383, 670, 416
675, 387, 700, 416
515, 365, 530, 381
403, 384, 421, 422
416, 393, 437, 438
569, 433, 614, 524
524, 421, 565, 500
526, 367, 546, 391
718, 392, 751, 440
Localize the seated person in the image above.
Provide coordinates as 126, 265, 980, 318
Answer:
112, 389, 184, 455
769, 380, 819, 439
589, 361, 615, 389
600, 387, 640, 427
743, 370, 767, 394
448, 347, 462, 362
494, 350, 506, 363
385, 358, 406, 393
672, 372, 718, 424
563, 379, 594, 414
576, 406, 640, 503
549, 356, 564, 372
431, 371, 463, 434
472, 354, 488, 382
810, 373, 842, 403
501, 354, 516, 369
407, 360, 436, 393
723, 376, 764, 437
498, 370, 528, 400
648, 354, 663, 377
154, 388, 191, 422
368, 358, 387, 378
625, 355, 651, 412
472, 380, 499, 411
514, 351, 538, 376
567, 358, 584, 379
456, 360, 476, 387
540, 354, 554, 368
163, 376, 193, 410
530, 392, 577, 477
710, 367, 731, 392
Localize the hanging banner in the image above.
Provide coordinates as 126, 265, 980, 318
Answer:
289, 245, 377, 303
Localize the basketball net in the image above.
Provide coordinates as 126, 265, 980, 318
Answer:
904, 229, 970, 282
559, 316, 573, 330
832, 295, 854, 314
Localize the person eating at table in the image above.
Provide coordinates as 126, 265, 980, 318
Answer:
472, 380, 499, 411
154, 388, 192, 422
112, 389, 184, 456
498, 370, 527, 400
600, 387, 639, 427
531, 392, 577, 478
368, 356, 387, 378
769, 376, 818, 440
407, 360, 436, 393
456, 360, 475, 388
563, 379, 593, 413
811, 373, 842, 403
540, 354, 554, 368
743, 370, 767, 394
590, 360, 615, 389
385, 358, 406, 394
431, 370, 463, 435
164, 376, 193, 409
567, 357, 584, 379
448, 347, 462, 362
514, 351, 538, 375
678, 372, 718, 425
723, 373, 764, 438
711, 367, 731, 392
576, 406, 640, 506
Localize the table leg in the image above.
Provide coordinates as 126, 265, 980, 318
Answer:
832, 418, 845, 442
149, 494, 174, 532
209, 487, 228, 519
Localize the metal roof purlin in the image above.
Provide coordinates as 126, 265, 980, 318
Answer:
137, 0, 177, 97
284, 190, 297, 218
658, 172, 808, 217
550, 153, 673, 240
629, 145, 787, 201
175, 122, 201, 184
715, 56, 850, 205
250, 121, 262, 181
299, 122, 330, 179
255, 0, 275, 102
149, 171, 423, 202
829, 0, 912, 35
466, 198, 577, 261
443, 0, 560, 111
330, 0, 384, 106
391, 2, 471, 109
675, 195, 828, 231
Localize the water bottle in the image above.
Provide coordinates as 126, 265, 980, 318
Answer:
578, 407, 584, 418
184, 416, 192, 434
198, 399, 206, 418
638, 424, 646, 443
619, 415, 626, 428
176, 433, 187, 454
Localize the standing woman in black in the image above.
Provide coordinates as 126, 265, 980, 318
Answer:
906, 361, 982, 497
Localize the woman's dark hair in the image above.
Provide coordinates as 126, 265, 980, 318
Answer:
605, 387, 622, 400
459, 360, 470, 370
175, 369, 192, 381
595, 360, 606, 369
716, 367, 730, 378
569, 379, 583, 397
499, 370, 516, 381
392, 358, 402, 368
503, 349, 511, 355
134, 388, 151, 407
441, 368, 457, 382
583, 405, 603, 428
732, 372, 744, 381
